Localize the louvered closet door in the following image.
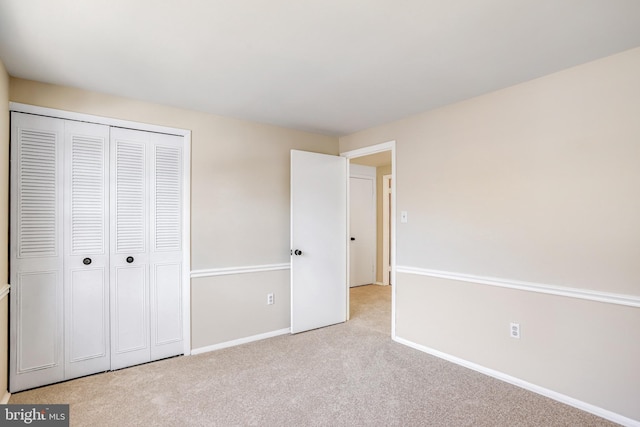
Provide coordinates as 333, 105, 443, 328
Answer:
9, 113, 65, 392
63, 120, 110, 379
150, 134, 184, 361
110, 128, 151, 370
110, 128, 184, 369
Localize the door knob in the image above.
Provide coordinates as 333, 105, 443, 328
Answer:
126, 256, 134, 263
294, 249, 303, 256
83, 257, 92, 265
350, 237, 355, 241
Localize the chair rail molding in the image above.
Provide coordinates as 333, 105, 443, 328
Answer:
191, 263, 291, 279
0, 284, 10, 301
396, 266, 640, 308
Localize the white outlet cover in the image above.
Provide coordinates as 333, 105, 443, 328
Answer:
510, 322, 520, 339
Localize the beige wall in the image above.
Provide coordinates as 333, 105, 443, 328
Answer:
376, 164, 391, 283
9, 78, 338, 350
0, 59, 9, 399
191, 271, 290, 348
340, 47, 640, 421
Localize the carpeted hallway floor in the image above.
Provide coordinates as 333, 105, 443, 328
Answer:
9, 285, 614, 426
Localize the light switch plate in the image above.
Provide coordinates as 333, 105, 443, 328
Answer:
400, 211, 408, 223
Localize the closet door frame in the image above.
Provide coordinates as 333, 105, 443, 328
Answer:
10, 102, 192, 357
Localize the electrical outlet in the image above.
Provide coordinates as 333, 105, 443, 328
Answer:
510, 322, 520, 339
267, 293, 274, 305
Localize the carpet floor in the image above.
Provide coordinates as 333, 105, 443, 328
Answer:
10, 285, 615, 426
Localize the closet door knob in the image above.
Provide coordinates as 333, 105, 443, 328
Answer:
126, 256, 134, 263
83, 257, 92, 265
294, 249, 303, 256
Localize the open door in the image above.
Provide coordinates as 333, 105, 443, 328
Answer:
290, 150, 347, 334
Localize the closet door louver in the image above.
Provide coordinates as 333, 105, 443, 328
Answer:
64, 120, 110, 380
10, 113, 65, 392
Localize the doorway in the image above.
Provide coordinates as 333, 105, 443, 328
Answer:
341, 141, 396, 337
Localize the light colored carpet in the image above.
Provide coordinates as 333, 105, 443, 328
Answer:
10, 285, 614, 426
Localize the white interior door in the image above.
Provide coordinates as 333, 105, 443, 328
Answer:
110, 127, 151, 370
64, 120, 111, 379
349, 173, 376, 287
290, 150, 347, 334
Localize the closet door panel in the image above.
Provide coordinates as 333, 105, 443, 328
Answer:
110, 128, 150, 369
10, 113, 64, 392
151, 262, 182, 358
112, 265, 148, 369
150, 137, 184, 360
68, 268, 108, 361
16, 271, 61, 371
64, 120, 111, 379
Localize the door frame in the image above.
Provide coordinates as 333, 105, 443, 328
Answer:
382, 174, 392, 286
341, 141, 396, 338
9, 102, 193, 356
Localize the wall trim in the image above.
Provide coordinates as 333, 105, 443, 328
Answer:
394, 336, 639, 427
191, 328, 291, 355
396, 266, 640, 308
0, 284, 9, 301
341, 140, 395, 158
190, 263, 290, 278
1, 391, 10, 404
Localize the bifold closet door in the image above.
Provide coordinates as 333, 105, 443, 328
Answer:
148, 132, 184, 361
63, 120, 111, 380
10, 113, 65, 392
110, 128, 150, 370
10, 113, 111, 391
110, 128, 183, 370
11, 113, 184, 390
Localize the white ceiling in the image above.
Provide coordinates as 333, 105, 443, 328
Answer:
1, 1, 640, 136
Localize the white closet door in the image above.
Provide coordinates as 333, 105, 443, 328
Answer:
64, 120, 111, 379
110, 128, 150, 370
10, 113, 65, 392
149, 135, 184, 360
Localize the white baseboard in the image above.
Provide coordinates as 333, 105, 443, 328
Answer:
191, 328, 291, 355
394, 336, 640, 427
1, 390, 10, 404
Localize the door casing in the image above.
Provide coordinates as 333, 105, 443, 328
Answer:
341, 141, 396, 337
